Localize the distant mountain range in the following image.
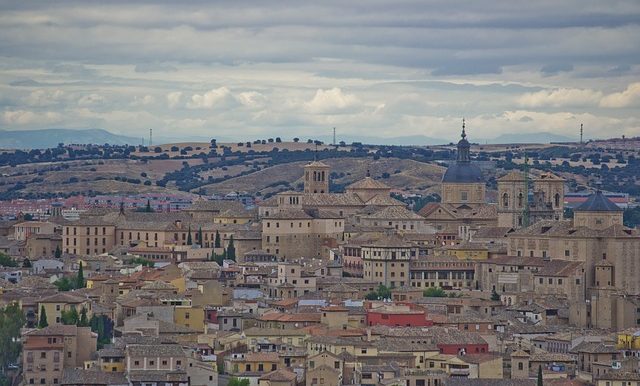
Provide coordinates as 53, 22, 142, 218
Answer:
0, 128, 576, 149
484, 132, 574, 144
0, 128, 140, 149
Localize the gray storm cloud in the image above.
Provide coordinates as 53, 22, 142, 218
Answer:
0, 0, 638, 141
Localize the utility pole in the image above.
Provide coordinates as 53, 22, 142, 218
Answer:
149, 129, 153, 147
580, 123, 583, 145
333, 127, 336, 146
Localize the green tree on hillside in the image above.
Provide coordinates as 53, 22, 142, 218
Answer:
54, 277, 75, 291
228, 377, 250, 386
423, 287, 447, 297
0, 303, 25, 372
0, 253, 17, 267
365, 284, 391, 300
0, 303, 26, 376
61, 308, 79, 325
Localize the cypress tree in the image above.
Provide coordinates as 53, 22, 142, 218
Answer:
145, 199, 152, 212
227, 235, 236, 260
79, 307, 89, 327
198, 226, 203, 247
97, 315, 105, 342
187, 225, 193, 245
38, 305, 48, 328
537, 365, 543, 386
54, 245, 62, 258
76, 262, 85, 288
214, 231, 221, 248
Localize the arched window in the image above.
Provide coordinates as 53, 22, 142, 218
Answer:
554, 193, 560, 208
502, 193, 509, 208
518, 193, 524, 208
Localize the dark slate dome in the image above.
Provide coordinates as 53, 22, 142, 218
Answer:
442, 162, 484, 183
575, 191, 622, 212
442, 119, 484, 184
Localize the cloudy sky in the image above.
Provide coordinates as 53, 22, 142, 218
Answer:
1, 0, 639, 143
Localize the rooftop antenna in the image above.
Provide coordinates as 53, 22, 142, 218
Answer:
333, 127, 336, 146
149, 128, 153, 147
580, 124, 583, 145
522, 153, 530, 228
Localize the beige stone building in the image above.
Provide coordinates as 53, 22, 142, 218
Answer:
358, 206, 434, 234
410, 255, 476, 290
259, 158, 428, 261
306, 351, 344, 386
419, 202, 497, 236
497, 170, 565, 228
263, 262, 317, 299
345, 171, 392, 202
261, 201, 344, 260
440, 122, 486, 206
22, 325, 97, 386
61, 209, 252, 256
13, 221, 58, 241
362, 233, 416, 288
38, 292, 92, 326
504, 191, 640, 329
62, 216, 117, 255
304, 160, 330, 194
573, 190, 624, 230
26, 233, 62, 259
419, 122, 502, 239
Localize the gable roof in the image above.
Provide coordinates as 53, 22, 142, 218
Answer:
347, 177, 390, 190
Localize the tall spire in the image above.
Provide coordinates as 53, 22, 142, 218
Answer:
456, 118, 471, 163
461, 118, 466, 139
